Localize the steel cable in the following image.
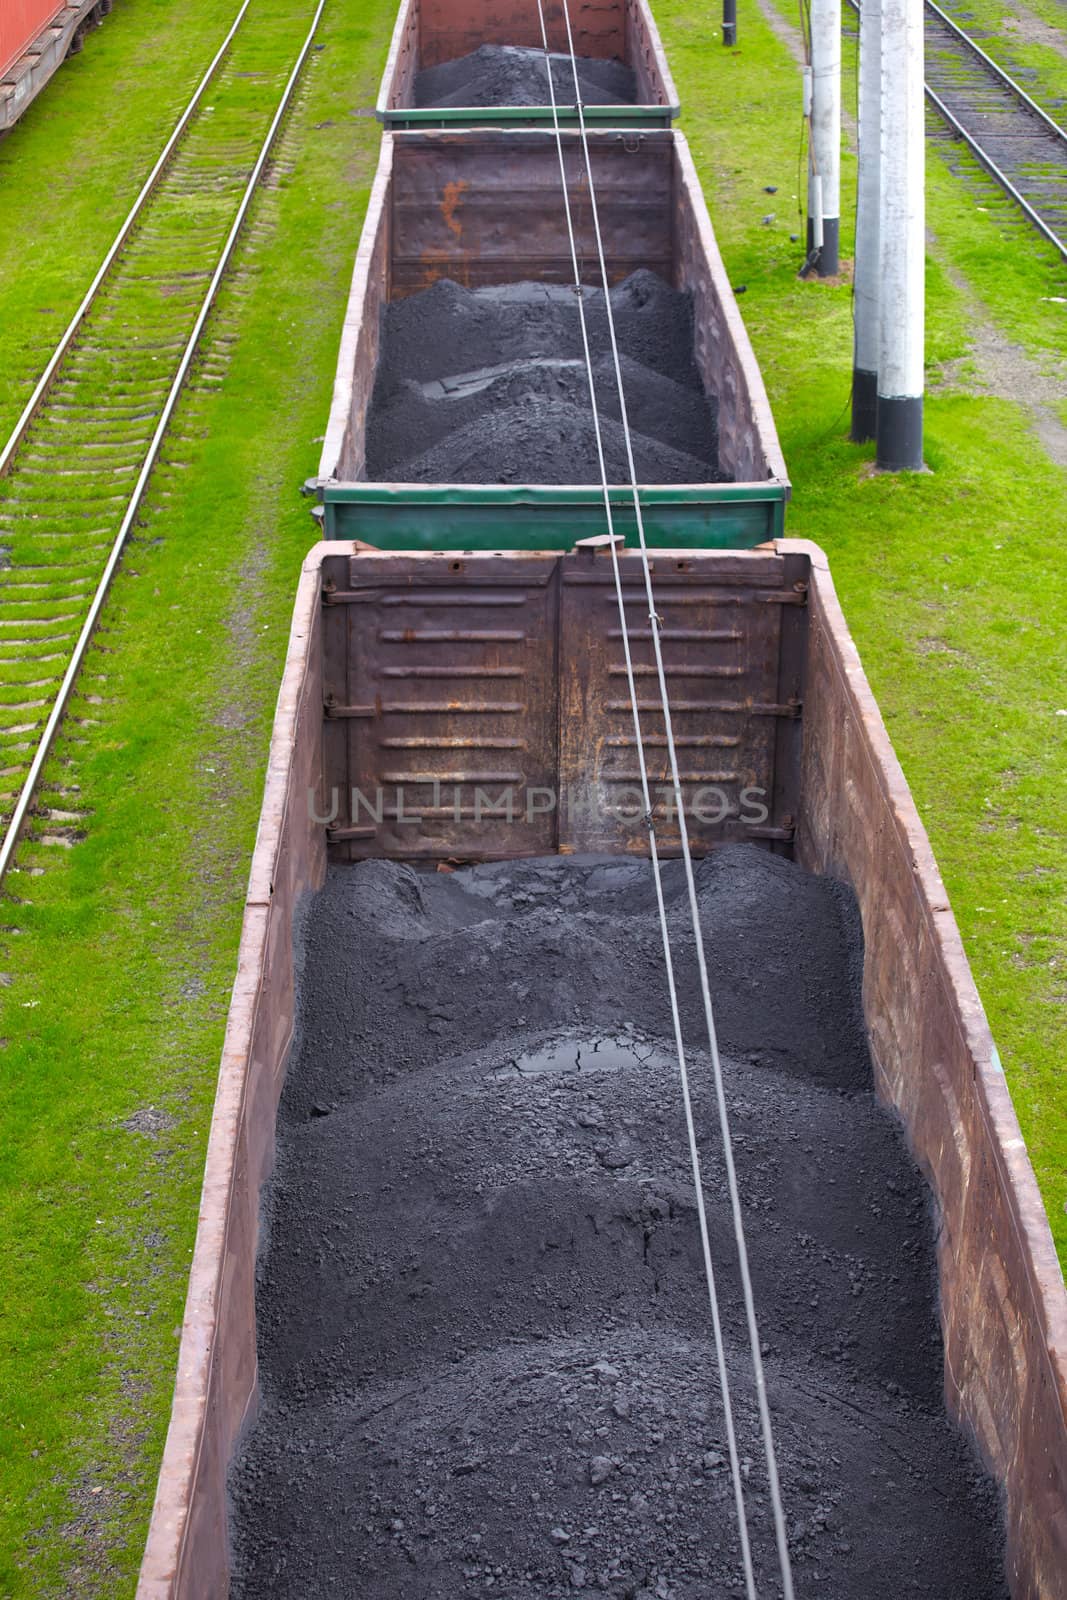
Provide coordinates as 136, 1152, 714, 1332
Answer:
530, 4, 759, 1596
534, 4, 797, 1594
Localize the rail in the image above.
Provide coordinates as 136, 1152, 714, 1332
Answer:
0, 0, 329, 884
0, 0, 251, 478
843, 0, 1067, 262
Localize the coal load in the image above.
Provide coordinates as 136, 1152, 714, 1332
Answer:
229, 846, 1007, 1600
414, 44, 638, 110
366, 270, 727, 485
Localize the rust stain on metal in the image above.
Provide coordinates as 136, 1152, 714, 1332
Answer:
441, 177, 469, 239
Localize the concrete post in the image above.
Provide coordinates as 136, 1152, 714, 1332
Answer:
877, 0, 925, 469
852, 0, 881, 440
808, 0, 841, 275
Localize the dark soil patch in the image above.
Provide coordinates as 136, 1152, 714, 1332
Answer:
414, 44, 637, 110
366, 272, 726, 485
229, 846, 1007, 1599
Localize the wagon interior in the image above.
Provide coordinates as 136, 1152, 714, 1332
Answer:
380, 0, 679, 119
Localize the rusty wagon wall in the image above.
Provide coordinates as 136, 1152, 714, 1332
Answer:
317, 128, 787, 500
319, 140, 393, 485
414, 0, 627, 67
137, 541, 1067, 1599
792, 540, 1067, 1600
136, 557, 330, 1598
316, 542, 807, 861
376, 0, 679, 124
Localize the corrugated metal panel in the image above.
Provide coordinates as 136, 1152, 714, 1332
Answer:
321, 546, 804, 861
558, 544, 802, 853
322, 551, 560, 859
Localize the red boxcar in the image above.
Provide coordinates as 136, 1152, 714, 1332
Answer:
1, 1, 110, 132
0, 0, 66, 81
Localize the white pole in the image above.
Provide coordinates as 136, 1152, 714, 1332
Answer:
852, 0, 881, 439
877, 0, 925, 468
808, 0, 841, 275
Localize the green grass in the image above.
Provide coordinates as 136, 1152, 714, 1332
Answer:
0, 0, 1064, 1593
0, 0, 267, 444
659, 0, 1067, 1257
932, 0, 1067, 108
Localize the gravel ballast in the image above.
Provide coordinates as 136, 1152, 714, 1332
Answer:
366, 272, 725, 485
413, 44, 638, 110
230, 846, 1006, 1598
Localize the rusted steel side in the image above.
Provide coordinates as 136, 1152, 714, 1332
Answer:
379, 0, 420, 118
376, 0, 680, 118
327, 549, 562, 860
324, 544, 802, 861
624, 0, 677, 109
790, 538, 1067, 1600
557, 542, 799, 852
317, 144, 392, 485
388, 128, 675, 294
415, 0, 626, 68
136, 550, 335, 1600
672, 135, 788, 487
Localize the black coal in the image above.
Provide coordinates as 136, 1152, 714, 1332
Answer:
366, 272, 726, 485
414, 44, 638, 110
230, 846, 1006, 1599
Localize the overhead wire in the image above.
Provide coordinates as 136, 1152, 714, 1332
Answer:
529, 6, 759, 1597
533, 3, 796, 1596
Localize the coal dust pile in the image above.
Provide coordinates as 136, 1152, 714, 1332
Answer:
414, 44, 637, 110
365, 271, 726, 485
229, 846, 1007, 1600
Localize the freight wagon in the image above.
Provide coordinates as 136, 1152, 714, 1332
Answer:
0, 0, 112, 133
137, 539, 1067, 1599
377, 0, 679, 128
313, 128, 790, 551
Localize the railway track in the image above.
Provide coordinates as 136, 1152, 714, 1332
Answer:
844, 0, 1067, 260
0, 1, 325, 877
923, 0, 1067, 259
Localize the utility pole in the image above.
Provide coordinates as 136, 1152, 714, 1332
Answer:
852, 0, 881, 439
876, 0, 925, 468
807, 0, 841, 275
723, 0, 737, 48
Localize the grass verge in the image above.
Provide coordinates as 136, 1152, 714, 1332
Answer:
0, 0, 1063, 1593
658, 0, 1067, 1265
